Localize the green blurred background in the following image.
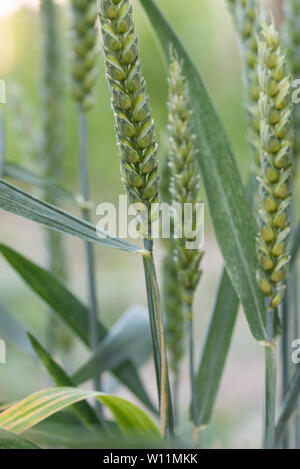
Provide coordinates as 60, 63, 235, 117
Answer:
0, 0, 294, 449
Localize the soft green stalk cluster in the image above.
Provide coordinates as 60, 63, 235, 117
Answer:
167, 58, 203, 321
99, 0, 159, 235
256, 22, 294, 309
160, 155, 184, 378
227, 0, 261, 169
285, 0, 300, 162
71, 0, 98, 111
41, 0, 66, 281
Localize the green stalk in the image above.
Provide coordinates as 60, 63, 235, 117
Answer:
186, 314, 199, 446
77, 108, 102, 416
264, 339, 277, 448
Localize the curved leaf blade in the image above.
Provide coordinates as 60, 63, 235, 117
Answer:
27, 333, 102, 434
0, 388, 160, 439
138, 0, 267, 342
0, 179, 142, 254
0, 244, 154, 410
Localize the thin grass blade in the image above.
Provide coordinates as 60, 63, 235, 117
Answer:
0, 179, 142, 254
27, 333, 103, 434
196, 269, 239, 427
0, 388, 160, 440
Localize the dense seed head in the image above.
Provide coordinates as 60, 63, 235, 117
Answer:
256, 21, 294, 309
99, 0, 159, 236
167, 57, 203, 318
227, 0, 261, 169
70, 0, 99, 112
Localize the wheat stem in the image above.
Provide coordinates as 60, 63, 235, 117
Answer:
77, 108, 102, 418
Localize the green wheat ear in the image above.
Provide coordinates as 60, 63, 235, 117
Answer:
99, 0, 159, 236
167, 56, 203, 320
256, 21, 294, 309
71, 0, 99, 112
227, 0, 261, 170
285, 0, 300, 162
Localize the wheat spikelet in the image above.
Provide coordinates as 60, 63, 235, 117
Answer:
256, 21, 294, 309
99, 0, 159, 235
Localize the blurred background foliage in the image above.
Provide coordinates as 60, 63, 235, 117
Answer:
0, 0, 295, 449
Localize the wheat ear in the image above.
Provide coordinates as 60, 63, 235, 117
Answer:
71, 0, 99, 112
99, 0, 159, 236
167, 55, 203, 435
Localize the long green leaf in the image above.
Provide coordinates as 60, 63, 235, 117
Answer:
27, 333, 102, 435
0, 244, 154, 410
72, 306, 152, 384
276, 364, 300, 446
0, 388, 160, 439
0, 243, 105, 344
196, 269, 239, 427
3, 162, 76, 203
0, 429, 40, 449
0, 179, 142, 254
138, 0, 267, 342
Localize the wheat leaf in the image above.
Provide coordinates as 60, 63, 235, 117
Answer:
0, 179, 142, 254
0, 388, 160, 439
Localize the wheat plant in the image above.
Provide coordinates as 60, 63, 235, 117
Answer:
0, 0, 300, 451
